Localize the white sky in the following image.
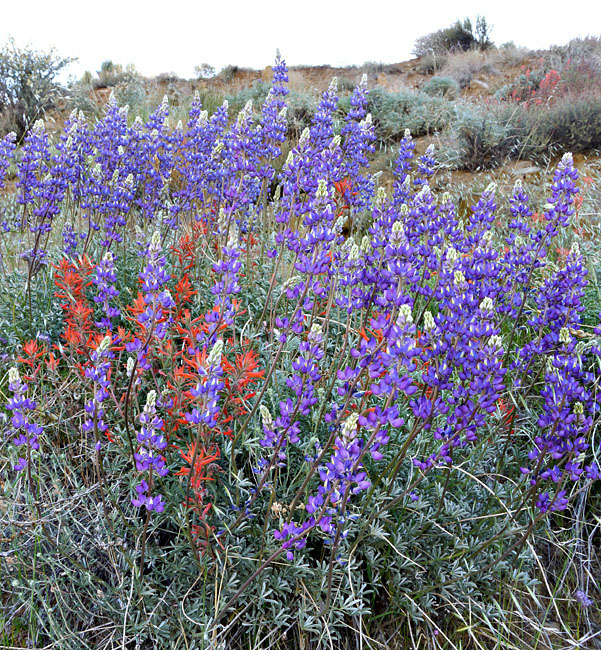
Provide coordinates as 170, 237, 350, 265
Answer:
2, 0, 600, 80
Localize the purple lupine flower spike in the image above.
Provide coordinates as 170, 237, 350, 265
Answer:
132, 390, 168, 513
6, 367, 42, 472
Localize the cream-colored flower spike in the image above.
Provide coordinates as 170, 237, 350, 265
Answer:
559, 328, 571, 345
423, 311, 435, 331
398, 304, 413, 324
151, 231, 161, 248
342, 412, 359, 439
260, 405, 273, 429
97, 335, 112, 355
479, 297, 494, 312
208, 340, 224, 367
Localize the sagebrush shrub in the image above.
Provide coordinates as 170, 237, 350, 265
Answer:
422, 76, 460, 98
0, 38, 73, 138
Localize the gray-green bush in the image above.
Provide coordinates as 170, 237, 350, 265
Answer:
0, 38, 73, 138
366, 87, 453, 143
422, 76, 460, 99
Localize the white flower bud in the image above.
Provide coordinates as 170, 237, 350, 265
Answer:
559, 327, 571, 345
146, 390, 157, 408
308, 323, 323, 343
333, 215, 346, 233
299, 127, 310, 146
398, 304, 413, 324
207, 339, 224, 367
151, 230, 161, 249
479, 297, 494, 313
96, 335, 112, 355
8, 367, 20, 384
260, 404, 273, 429
227, 225, 239, 250
316, 179, 328, 199
342, 412, 359, 438
488, 335, 503, 349
282, 275, 301, 290
197, 110, 208, 127
423, 311, 435, 331
559, 152, 573, 168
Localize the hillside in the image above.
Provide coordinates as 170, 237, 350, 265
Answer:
73, 39, 601, 194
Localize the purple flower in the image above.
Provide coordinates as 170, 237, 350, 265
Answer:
131, 390, 168, 513
93, 251, 121, 328
5, 367, 42, 473
574, 589, 593, 607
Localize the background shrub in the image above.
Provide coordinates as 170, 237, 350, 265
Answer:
440, 49, 499, 88
446, 92, 601, 170
92, 60, 140, 89
416, 52, 447, 75
530, 92, 601, 154
0, 38, 73, 138
194, 62, 216, 79
367, 86, 453, 143
413, 16, 493, 58
422, 75, 460, 98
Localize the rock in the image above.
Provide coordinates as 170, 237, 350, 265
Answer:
471, 79, 489, 90
511, 164, 541, 176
